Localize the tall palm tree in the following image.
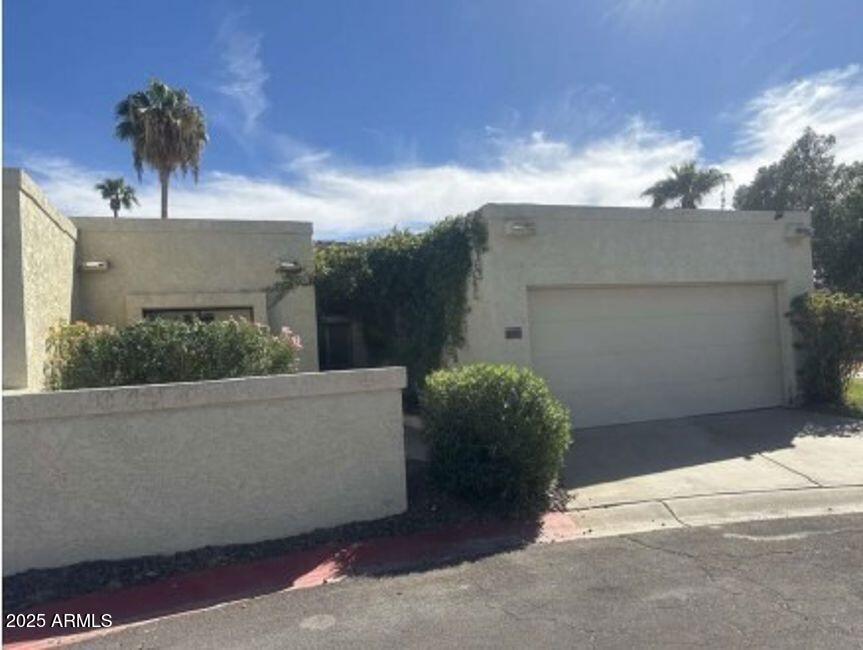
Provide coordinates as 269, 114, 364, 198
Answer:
95, 177, 139, 218
641, 161, 731, 209
115, 79, 208, 219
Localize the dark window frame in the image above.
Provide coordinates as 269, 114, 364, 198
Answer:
142, 306, 255, 323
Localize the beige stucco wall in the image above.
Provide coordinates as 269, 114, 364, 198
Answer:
459, 204, 814, 404
2, 169, 77, 390
3, 367, 407, 575
71, 217, 319, 371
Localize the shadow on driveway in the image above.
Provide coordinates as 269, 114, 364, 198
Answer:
562, 407, 862, 494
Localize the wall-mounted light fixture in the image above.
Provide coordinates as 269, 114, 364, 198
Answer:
785, 224, 813, 241
504, 220, 536, 237
277, 260, 303, 274
79, 260, 110, 272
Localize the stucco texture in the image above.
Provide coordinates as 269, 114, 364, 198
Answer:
2, 169, 77, 390
2, 368, 407, 575
71, 217, 319, 371
458, 204, 814, 412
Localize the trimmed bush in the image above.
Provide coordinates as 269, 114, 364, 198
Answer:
44, 318, 303, 390
420, 363, 572, 514
790, 291, 863, 404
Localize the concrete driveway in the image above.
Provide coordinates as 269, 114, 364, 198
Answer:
564, 408, 863, 510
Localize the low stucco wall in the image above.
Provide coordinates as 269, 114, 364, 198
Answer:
459, 204, 814, 404
71, 216, 320, 372
2, 368, 407, 575
2, 169, 77, 390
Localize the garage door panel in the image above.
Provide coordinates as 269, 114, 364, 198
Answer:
529, 284, 776, 321
554, 373, 784, 426
529, 310, 779, 356
533, 341, 781, 393
528, 284, 783, 427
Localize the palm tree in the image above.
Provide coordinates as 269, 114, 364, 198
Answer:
115, 79, 208, 219
95, 178, 139, 218
641, 161, 731, 209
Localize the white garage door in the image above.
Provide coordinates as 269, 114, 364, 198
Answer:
527, 284, 784, 428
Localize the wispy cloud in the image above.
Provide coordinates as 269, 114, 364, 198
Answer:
20, 64, 863, 239
215, 14, 269, 134
722, 64, 863, 189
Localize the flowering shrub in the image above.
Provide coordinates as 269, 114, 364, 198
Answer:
44, 318, 302, 390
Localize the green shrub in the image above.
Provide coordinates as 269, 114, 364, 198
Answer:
790, 291, 863, 404
420, 363, 572, 514
44, 318, 303, 390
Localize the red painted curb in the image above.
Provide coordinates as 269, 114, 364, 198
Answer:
4, 512, 579, 648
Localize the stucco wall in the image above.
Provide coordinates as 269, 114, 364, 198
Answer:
2, 169, 77, 390
3, 368, 407, 575
71, 217, 319, 371
458, 204, 814, 403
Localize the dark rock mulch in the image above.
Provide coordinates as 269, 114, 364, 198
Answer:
4, 461, 568, 613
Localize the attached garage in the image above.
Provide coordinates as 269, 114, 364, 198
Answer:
527, 284, 784, 427
458, 204, 814, 428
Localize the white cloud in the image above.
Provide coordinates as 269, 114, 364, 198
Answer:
216, 15, 269, 134
720, 64, 863, 198
22, 118, 701, 238
20, 65, 863, 239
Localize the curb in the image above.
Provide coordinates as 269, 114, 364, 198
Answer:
3, 512, 579, 648
7, 486, 862, 648
568, 485, 863, 538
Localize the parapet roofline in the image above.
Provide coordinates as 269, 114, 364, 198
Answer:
69, 216, 313, 235
476, 202, 810, 225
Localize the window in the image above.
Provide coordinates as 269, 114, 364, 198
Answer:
142, 307, 254, 324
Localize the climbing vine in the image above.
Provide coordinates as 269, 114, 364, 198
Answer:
315, 212, 489, 401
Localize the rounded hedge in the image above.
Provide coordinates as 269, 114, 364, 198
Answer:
420, 363, 572, 513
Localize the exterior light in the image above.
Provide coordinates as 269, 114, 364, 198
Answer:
278, 261, 303, 274
504, 220, 536, 237
79, 260, 110, 272
785, 224, 813, 241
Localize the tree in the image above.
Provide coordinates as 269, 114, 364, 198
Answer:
94, 178, 139, 218
822, 162, 863, 293
733, 128, 836, 213
115, 79, 208, 219
735, 128, 862, 294
641, 161, 731, 209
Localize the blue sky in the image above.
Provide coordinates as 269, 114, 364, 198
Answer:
5, 0, 863, 237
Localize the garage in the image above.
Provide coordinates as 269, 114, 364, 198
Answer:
527, 284, 785, 427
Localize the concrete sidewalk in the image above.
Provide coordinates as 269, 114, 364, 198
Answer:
564, 407, 863, 536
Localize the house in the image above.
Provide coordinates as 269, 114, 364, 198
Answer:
456, 204, 813, 427
3, 169, 318, 391
5, 168, 813, 430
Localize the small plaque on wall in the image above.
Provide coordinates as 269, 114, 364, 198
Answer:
504, 326, 523, 340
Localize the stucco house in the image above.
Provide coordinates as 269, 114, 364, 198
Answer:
3, 169, 318, 391
5, 168, 813, 431
319, 203, 813, 428
456, 204, 813, 427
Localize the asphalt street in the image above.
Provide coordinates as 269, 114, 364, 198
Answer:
82, 513, 863, 649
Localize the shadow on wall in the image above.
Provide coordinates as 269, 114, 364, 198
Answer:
561, 407, 862, 491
